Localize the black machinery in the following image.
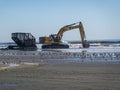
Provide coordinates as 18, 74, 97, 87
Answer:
8, 33, 37, 50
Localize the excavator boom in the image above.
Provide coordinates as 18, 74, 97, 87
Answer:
56, 22, 80, 40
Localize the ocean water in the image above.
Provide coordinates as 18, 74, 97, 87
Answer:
0, 43, 120, 63
0, 42, 120, 53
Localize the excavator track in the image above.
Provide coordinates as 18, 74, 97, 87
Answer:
42, 44, 69, 49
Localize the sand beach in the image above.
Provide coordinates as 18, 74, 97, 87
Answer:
0, 62, 120, 90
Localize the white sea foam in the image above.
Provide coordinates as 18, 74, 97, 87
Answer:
9, 63, 20, 67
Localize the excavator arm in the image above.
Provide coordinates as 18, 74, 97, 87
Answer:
79, 22, 89, 48
56, 22, 89, 48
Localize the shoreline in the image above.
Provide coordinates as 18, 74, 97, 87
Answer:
0, 62, 40, 71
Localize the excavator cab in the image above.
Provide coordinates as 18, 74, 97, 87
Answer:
50, 34, 61, 43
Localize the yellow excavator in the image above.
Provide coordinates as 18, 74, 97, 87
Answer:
39, 22, 89, 49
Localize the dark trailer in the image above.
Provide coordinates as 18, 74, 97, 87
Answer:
8, 32, 37, 50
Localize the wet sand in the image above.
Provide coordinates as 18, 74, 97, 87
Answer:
0, 62, 120, 90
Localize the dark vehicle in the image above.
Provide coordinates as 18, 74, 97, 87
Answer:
8, 33, 37, 50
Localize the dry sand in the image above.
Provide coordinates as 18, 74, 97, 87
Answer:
0, 62, 120, 90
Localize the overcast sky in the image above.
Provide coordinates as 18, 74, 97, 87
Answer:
0, 0, 120, 42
